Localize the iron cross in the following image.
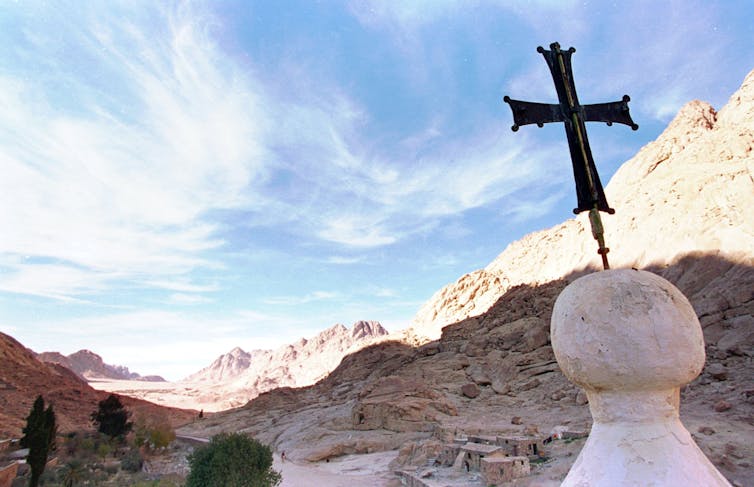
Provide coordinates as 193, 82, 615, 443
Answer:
504, 42, 638, 270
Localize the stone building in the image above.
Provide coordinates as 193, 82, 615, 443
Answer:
459, 443, 503, 472
496, 435, 543, 459
481, 456, 531, 485
438, 443, 462, 467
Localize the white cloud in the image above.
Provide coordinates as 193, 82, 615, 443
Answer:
0, 3, 267, 299
502, 190, 566, 223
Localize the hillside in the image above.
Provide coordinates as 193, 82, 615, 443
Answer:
178, 69, 754, 486
0, 332, 194, 439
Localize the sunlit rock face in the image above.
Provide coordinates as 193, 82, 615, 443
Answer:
408, 70, 754, 342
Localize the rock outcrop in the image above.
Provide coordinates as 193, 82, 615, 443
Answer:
38, 349, 165, 382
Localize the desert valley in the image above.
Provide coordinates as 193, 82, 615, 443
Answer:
0, 67, 754, 486
2, 67, 753, 486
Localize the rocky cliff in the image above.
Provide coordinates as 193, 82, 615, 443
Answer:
178, 69, 754, 486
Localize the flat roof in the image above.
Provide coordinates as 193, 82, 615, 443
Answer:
482, 455, 529, 464
461, 443, 502, 454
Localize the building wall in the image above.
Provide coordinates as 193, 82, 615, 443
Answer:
481, 456, 530, 484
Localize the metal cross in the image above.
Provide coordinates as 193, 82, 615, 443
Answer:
504, 42, 638, 270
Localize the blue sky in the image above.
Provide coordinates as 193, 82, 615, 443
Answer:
1, 1, 752, 381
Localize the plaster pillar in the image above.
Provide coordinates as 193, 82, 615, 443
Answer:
550, 269, 730, 486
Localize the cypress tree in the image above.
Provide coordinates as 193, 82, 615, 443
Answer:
21, 395, 56, 487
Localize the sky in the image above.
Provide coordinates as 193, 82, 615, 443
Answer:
1, 1, 753, 381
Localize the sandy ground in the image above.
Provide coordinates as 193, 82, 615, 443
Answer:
87, 378, 232, 411
273, 451, 399, 487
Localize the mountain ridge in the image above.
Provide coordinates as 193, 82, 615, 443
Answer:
38, 348, 165, 382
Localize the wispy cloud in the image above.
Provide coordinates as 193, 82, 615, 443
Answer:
167, 293, 213, 305
262, 291, 340, 306
325, 255, 364, 265
0, 2, 266, 299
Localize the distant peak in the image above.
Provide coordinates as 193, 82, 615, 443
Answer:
70, 349, 103, 360
351, 320, 389, 339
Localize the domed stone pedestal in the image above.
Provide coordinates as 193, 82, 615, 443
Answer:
551, 269, 731, 486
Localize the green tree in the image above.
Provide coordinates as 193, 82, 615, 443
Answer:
133, 414, 175, 450
185, 433, 281, 487
21, 395, 56, 487
91, 394, 132, 439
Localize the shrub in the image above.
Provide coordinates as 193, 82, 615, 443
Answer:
121, 449, 144, 473
185, 433, 281, 487
133, 415, 176, 450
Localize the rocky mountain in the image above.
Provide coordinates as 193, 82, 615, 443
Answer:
409, 89, 753, 341
179, 321, 389, 410
0, 332, 193, 439
38, 349, 165, 382
185, 346, 253, 383
178, 70, 754, 486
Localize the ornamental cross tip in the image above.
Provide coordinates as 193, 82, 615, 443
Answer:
504, 42, 638, 270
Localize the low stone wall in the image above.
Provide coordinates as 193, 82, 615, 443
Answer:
396, 470, 442, 487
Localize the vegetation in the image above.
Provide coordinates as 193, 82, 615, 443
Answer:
91, 394, 133, 439
185, 432, 281, 487
133, 414, 176, 450
21, 395, 57, 487
11, 422, 185, 486
60, 459, 84, 487
121, 448, 145, 473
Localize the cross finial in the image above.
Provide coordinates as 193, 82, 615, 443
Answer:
504, 42, 638, 270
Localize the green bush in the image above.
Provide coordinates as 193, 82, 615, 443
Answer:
185, 433, 281, 487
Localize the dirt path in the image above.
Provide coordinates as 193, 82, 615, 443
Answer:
274, 451, 399, 487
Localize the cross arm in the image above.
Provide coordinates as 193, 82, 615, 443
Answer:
582, 96, 639, 130
503, 97, 566, 131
